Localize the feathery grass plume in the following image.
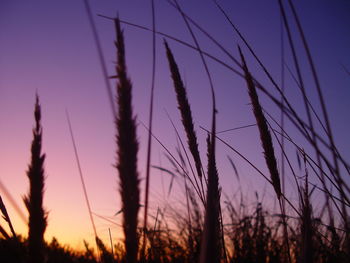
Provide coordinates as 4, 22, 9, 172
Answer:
23, 95, 47, 263
0, 195, 16, 238
83, 240, 95, 260
238, 47, 282, 200
114, 17, 140, 263
96, 236, 114, 263
164, 40, 204, 195
199, 134, 221, 263
239, 47, 292, 262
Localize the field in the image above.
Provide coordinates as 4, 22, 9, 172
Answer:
1, 1, 350, 262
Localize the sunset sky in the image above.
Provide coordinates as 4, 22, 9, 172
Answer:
1, 0, 350, 250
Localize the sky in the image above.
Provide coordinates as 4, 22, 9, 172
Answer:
1, 0, 350, 250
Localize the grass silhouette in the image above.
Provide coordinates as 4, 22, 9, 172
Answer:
23, 95, 47, 263
0, 2, 349, 263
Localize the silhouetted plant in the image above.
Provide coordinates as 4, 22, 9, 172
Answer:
23, 95, 47, 263
114, 17, 140, 263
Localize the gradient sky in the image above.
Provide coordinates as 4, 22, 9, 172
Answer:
1, 0, 350, 250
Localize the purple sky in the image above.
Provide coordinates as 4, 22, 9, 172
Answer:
1, 0, 350, 248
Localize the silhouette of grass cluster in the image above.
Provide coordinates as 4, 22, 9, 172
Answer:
1, 1, 349, 262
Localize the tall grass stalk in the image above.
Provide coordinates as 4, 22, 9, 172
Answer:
277, 2, 336, 238
83, 0, 116, 118
23, 95, 47, 263
172, 0, 217, 165
165, 109, 202, 200
213, 0, 320, 147
114, 18, 140, 263
66, 111, 100, 260
0, 180, 27, 224
170, 15, 225, 252
141, 121, 204, 202
263, 110, 302, 200
99, 14, 244, 77
164, 112, 201, 255
283, 0, 350, 251
0, 195, 17, 239
300, 151, 314, 263
271, 123, 348, 216
239, 47, 292, 262
283, 56, 336, 229
0, 224, 10, 240
164, 40, 205, 202
164, 12, 222, 256
142, 0, 157, 258
285, 0, 336, 147
238, 48, 282, 200
277, 5, 350, 248
108, 228, 114, 258
199, 135, 221, 263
